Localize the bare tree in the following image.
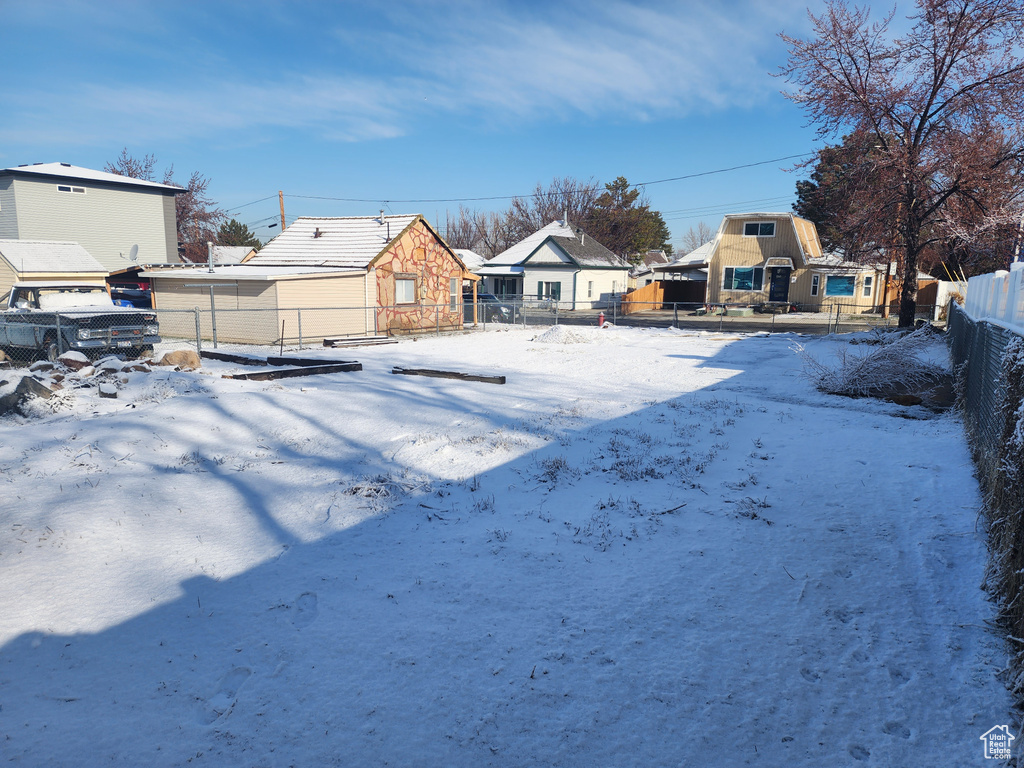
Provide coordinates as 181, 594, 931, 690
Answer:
106, 148, 158, 182
780, 0, 1024, 326
106, 150, 226, 264
679, 222, 714, 254
506, 177, 602, 242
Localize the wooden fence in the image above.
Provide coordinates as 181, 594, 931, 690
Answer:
621, 282, 664, 315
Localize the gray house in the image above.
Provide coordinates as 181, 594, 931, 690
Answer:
0, 162, 183, 271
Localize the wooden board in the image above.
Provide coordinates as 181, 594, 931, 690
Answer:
226, 362, 362, 381
200, 350, 268, 366
267, 355, 359, 367
391, 366, 505, 385
323, 336, 396, 347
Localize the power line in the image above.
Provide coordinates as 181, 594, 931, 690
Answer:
226, 194, 278, 215
278, 152, 815, 207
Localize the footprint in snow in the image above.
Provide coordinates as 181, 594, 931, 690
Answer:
800, 667, 820, 683
291, 592, 319, 629
848, 744, 870, 761
882, 720, 911, 739
197, 666, 251, 725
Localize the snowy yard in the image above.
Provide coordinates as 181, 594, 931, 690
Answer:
0, 326, 1011, 766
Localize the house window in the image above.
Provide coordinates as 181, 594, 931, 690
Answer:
825, 275, 856, 297
587, 281, 593, 298
538, 281, 561, 301
743, 222, 775, 237
56, 185, 86, 194
395, 278, 416, 304
862, 275, 873, 298
450, 277, 459, 312
811, 274, 820, 296
722, 266, 764, 291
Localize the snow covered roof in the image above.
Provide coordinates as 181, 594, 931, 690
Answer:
0, 240, 108, 273
1, 162, 183, 193
245, 215, 425, 269
142, 265, 360, 281
663, 241, 713, 269
211, 245, 257, 264
453, 249, 486, 271
489, 220, 629, 269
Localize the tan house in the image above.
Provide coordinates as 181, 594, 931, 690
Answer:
144, 214, 475, 345
0, 240, 109, 298
697, 213, 883, 311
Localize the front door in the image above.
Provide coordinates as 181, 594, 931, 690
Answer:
769, 267, 791, 303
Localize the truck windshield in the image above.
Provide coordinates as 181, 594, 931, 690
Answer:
37, 288, 115, 310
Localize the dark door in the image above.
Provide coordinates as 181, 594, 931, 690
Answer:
769, 268, 791, 303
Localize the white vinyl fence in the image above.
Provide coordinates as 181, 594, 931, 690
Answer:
964, 262, 1024, 335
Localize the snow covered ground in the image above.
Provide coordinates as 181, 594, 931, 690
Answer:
0, 326, 1011, 766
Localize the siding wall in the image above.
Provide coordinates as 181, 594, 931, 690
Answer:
10, 177, 178, 270
276, 273, 369, 339
577, 268, 628, 308
0, 179, 16, 240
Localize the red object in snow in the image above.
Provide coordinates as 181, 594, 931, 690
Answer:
597, 311, 605, 326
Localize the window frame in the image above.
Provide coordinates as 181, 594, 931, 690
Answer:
742, 221, 775, 238
56, 185, 86, 194
810, 274, 820, 297
862, 275, 873, 298
722, 266, 765, 292
449, 277, 459, 312
824, 274, 856, 297
395, 276, 417, 305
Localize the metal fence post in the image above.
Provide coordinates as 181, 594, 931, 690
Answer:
194, 308, 202, 352
554, 303, 559, 325
297, 309, 303, 350
771, 312, 775, 334
209, 288, 219, 349
612, 300, 617, 325
436, 304, 440, 336
55, 313, 63, 357
673, 302, 678, 328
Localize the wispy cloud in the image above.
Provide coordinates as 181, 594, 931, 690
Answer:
0, 0, 814, 149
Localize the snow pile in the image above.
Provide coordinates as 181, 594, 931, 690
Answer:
532, 324, 598, 344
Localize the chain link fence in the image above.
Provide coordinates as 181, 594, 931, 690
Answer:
1, 298, 945, 367
0, 307, 160, 365
948, 302, 1019, 470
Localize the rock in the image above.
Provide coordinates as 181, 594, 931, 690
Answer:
29, 361, 55, 373
57, 351, 91, 370
0, 350, 8, 363
96, 360, 124, 374
126, 363, 152, 373
157, 350, 201, 370
77, 365, 96, 378
0, 375, 54, 415
98, 383, 118, 399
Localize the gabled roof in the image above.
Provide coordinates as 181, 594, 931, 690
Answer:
703, 212, 825, 267
1, 162, 183, 193
665, 241, 713, 268
247, 214, 455, 270
489, 220, 629, 269
0, 240, 108, 273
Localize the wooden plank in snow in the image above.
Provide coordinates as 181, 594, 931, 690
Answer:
201, 350, 268, 366
391, 366, 506, 385
225, 362, 362, 381
267, 355, 360, 367
323, 337, 398, 348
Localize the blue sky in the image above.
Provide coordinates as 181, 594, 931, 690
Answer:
2, 0, 865, 250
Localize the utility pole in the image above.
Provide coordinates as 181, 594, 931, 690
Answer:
279, 191, 286, 232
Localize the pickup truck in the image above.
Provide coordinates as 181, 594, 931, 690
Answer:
0, 282, 160, 362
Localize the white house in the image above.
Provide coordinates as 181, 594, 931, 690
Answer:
475, 220, 631, 309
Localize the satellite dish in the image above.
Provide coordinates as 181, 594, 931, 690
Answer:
129, 244, 139, 263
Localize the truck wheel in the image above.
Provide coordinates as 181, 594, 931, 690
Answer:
43, 336, 60, 363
